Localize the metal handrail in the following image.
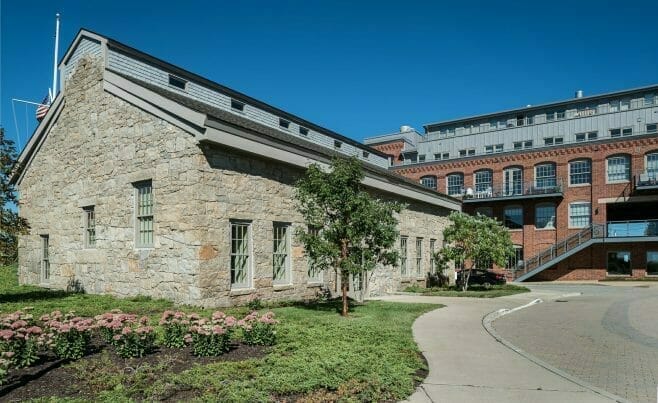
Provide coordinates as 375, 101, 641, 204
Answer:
607, 219, 658, 237
512, 224, 605, 278
461, 178, 563, 200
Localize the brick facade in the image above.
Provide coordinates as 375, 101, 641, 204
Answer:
370, 137, 658, 280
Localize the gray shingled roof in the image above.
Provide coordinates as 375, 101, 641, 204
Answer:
112, 70, 460, 207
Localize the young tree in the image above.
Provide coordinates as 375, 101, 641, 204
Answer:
294, 157, 404, 316
438, 211, 513, 291
0, 128, 29, 265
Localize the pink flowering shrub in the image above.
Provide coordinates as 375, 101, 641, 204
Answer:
42, 311, 94, 360
113, 316, 156, 358
239, 311, 279, 346
159, 311, 190, 348
0, 310, 46, 367
186, 311, 237, 356
94, 310, 138, 346
0, 351, 15, 385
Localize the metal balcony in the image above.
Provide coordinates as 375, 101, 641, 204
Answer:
607, 220, 658, 237
462, 178, 564, 203
634, 172, 658, 190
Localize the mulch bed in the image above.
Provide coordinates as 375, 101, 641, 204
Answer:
0, 337, 268, 401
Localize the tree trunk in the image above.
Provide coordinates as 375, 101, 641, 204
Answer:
462, 264, 473, 292
340, 239, 349, 317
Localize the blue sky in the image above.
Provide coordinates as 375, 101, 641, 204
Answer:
1, 0, 657, 151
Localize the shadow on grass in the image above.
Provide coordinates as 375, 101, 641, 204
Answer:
0, 289, 73, 304
287, 297, 365, 314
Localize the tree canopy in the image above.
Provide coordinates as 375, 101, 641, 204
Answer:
294, 157, 404, 316
0, 128, 29, 264
438, 211, 513, 291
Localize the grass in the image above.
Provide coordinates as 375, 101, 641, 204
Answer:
599, 276, 658, 281
0, 265, 440, 401
403, 284, 530, 298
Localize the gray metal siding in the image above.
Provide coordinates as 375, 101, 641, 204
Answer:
105, 49, 387, 168
63, 37, 102, 81
415, 101, 658, 162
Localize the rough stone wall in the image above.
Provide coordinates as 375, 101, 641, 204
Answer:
18, 55, 206, 304
18, 55, 453, 306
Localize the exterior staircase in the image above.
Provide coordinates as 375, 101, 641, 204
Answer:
510, 224, 606, 282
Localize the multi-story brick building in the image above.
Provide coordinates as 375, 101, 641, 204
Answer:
366, 87, 658, 281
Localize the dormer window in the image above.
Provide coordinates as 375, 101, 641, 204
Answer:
168, 74, 187, 90
299, 127, 309, 136
279, 118, 290, 129
362, 151, 369, 159
231, 99, 245, 112
334, 141, 342, 149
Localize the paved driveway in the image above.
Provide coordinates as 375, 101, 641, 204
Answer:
493, 283, 658, 403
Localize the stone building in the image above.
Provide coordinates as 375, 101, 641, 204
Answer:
13, 29, 460, 306
366, 87, 658, 281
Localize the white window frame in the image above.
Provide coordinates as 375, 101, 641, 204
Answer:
646, 152, 658, 179
400, 236, 408, 277
503, 167, 523, 196
41, 234, 50, 282
83, 206, 96, 248
535, 163, 556, 189
420, 175, 437, 189
568, 202, 591, 228
230, 220, 253, 289
535, 203, 556, 229
415, 238, 423, 277
307, 227, 323, 283
474, 170, 492, 193
569, 159, 591, 186
606, 155, 631, 183
273, 222, 292, 285
429, 239, 436, 274
446, 173, 464, 196
134, 181, 154, 248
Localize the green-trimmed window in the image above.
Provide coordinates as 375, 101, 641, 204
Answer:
416, 238, 423, 276
83, 206, 96, 248
41, 235, 50, 281
400, 236, 408, 276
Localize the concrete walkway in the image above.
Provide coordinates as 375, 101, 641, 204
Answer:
372, 291, 619, 403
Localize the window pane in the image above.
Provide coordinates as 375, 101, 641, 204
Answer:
504, 168, 523, 196
570, 160, 591, 185
607, 156, 630, 182
400, 237, 408, 276
607, 251, 631, 275
504, 206, 523, 229
535, 204, 556, 229
647, 153, 658, 179
273, 224, 290, 283
569, 203, 591, 227
647, 252, 658, 275
447, 174, 464, 196
416, 238, 423, 276
231, 222, 250, 287
535, 164, 556, 188
475, 170, 492, 192
420, 176, 437, 189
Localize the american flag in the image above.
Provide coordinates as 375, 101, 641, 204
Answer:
35, 95, 50, 121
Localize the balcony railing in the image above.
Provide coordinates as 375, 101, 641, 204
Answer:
607, 220, 658, 237
634, 171, 658, 190
461, 178, 563, 202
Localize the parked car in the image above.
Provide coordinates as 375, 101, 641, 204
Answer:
456, 269, 507, 288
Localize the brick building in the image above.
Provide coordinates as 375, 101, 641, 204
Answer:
366, 88, 658, 281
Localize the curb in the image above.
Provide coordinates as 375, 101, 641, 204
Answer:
482, 294, 629, 403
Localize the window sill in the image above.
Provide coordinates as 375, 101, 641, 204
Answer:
568, 226, 589, 230
535, 227, 556, 231
307, 282, 323, 287
606, 273, 631, 277
273, 284, 294, 291
568, 183, 591, 188
606, 180, 630, 185
507, 229, 523, 232
229, 288, 255, 296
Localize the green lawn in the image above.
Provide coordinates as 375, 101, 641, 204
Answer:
404, 284, 530, 298
0, 265, 440, 401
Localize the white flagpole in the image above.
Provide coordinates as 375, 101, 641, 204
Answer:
51, 13, 60, 103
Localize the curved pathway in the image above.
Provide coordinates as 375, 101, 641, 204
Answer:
373, 292, 614, 402
494, 283, 658, 403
